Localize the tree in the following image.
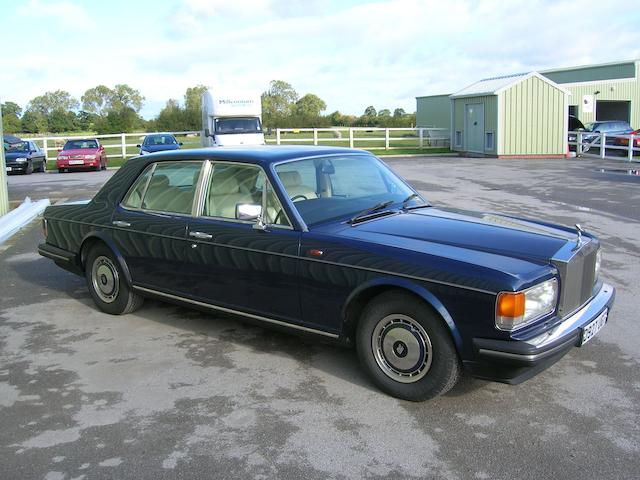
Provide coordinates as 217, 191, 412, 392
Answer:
393, 108, 406, 118
1, 102, 22, 133
184, 85, 208, 130
109, 84, 144, 113
262, 80, 299, 126
27, 90, 79, 116
21, 110, 48, 133
378, 109, 391, 117
81, 85, 113, 115
48, 109, 77, 133
364, 105, 377, 117
156, 99, 186, 132
295, 94, 327, 118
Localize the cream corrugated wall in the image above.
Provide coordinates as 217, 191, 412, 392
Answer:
499, 76, 565, 155
565, 77, 640, 126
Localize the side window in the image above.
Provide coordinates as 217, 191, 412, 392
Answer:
204, 163, 262, 219
203, 163, 290, 226
124, 161, 202, 214
276, 159, 319, 200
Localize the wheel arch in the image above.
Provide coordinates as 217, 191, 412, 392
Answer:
79, 231, 133, 287
342, 278, 463, 353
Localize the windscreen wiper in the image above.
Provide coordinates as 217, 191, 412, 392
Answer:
348, 200, 395, 224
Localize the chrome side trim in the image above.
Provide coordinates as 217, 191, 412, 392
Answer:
49, 217, 498, 295
132, 285, 340, 339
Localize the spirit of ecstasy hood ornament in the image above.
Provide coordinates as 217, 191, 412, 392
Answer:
574, 223, 586, 250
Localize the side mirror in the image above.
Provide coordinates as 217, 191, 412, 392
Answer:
136, 144, 141, 148
179, 142, 183, 146
236, 203, 262, 221
57, 149, 62, 153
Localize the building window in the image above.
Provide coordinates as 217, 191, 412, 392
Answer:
485, 132, 494, 150
455, 131, 462, 147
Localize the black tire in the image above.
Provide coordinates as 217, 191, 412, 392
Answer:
37, 160, 46, 172
58, 168, 65, 174
356, 291, 460, 401
85, 243, 144, 315
25, 161, 33, 175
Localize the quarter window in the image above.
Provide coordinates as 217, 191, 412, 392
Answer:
123, 161, 202, 214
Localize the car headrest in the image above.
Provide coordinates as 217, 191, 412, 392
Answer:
210, 169, 240, 195
279, 171, 302, 188
148, 174, 170, 190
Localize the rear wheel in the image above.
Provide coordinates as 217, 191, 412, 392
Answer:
356, 291, 460, 401
85, 243, 144, 315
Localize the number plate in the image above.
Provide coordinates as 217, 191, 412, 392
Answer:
580, 309, 608, 346
69, 160, 84, 165
5, 167, 11, 172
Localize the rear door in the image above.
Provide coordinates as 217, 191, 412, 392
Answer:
110, 160, 204, 292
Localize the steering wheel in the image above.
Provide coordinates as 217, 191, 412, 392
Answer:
290, 194, 308, 202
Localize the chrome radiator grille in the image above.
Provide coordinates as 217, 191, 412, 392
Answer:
552, 240, 599, 318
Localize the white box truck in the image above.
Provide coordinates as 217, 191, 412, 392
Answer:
201, 90, 265, 147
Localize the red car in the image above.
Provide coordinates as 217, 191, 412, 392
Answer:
56, 139, 107, 173
613, 129, 640, 151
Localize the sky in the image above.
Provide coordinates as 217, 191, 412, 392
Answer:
1, 0, 639, 119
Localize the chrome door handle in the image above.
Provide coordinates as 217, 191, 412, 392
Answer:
189, 231, 213, 240
112, 220, 131, 227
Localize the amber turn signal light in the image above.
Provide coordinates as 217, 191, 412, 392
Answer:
496, 292, 525, 318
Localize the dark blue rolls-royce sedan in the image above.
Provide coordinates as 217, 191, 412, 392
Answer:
38, 146, 615, 401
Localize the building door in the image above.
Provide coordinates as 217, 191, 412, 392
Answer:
596, 101, 631, 122
465, 103, 484, 153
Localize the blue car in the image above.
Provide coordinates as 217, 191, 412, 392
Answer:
4, 140, 46, 174
37, 146, 614, 401
137, 133, 182, 155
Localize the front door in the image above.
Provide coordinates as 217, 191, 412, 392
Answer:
465, 103, 484, 153
185, 161, 302, 323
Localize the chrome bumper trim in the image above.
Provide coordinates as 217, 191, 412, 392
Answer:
479, 282, 614, 363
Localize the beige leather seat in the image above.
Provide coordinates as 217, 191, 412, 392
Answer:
142, 174, 196, 214
206, 169, 255, 218
278, 171, 317, 201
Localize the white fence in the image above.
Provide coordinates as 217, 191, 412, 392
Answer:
569, 131, 639, 161
269, 127, 450, 150
22, 131, 201, 160
22, 127, 449, 161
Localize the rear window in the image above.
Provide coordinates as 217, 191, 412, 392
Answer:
64, 140, 98, 149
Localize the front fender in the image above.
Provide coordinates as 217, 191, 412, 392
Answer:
343, 277, 463, 352
79, 231, 133, 287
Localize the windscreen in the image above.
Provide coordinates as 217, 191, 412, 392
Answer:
144, 135, 177, 145
6, 141, 30, 153
64, 140, 98, 150
214, 117, 262, 134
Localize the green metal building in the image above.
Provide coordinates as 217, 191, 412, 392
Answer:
416, 59, 640, 157
450, 72, 568, 157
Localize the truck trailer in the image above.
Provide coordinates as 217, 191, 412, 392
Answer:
201, 90, 265, 147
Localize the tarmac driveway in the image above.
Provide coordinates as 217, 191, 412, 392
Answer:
1, 156, 638, 479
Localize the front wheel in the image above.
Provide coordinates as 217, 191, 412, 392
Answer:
85, 244, 143, 315
356, 291, 461, 401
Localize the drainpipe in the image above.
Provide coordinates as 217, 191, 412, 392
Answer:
0, 102, 9, 216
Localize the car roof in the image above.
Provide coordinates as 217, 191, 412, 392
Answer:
130, 145, 371, 166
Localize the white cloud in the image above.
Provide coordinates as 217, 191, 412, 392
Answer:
2, 0, 640, 119
17, 0, 95, 30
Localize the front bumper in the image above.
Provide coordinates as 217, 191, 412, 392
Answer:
466, 282, 615, 384
5, 163, 29, 173
57, 159, 100, 169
